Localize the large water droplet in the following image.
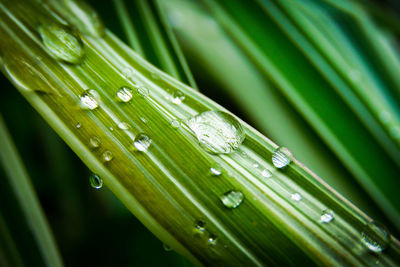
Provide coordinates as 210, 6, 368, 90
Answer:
79, 90, 99, 110
102, 150, 113, 162
133, 133, 152, 152
187, 111, 245, 154
220, 190, 244, 209
291, 193, 302, 202
89, 136, 101, 148
38, 23, 85, 64
272, 147, 292, 168
361, 221, 390, 253
171, 90, 185, 105
320, 209, 334, 223
63, 0, 105, 37
117, 86, 133, 102
90, 174, 103, 189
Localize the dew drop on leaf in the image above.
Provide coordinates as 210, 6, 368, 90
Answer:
171, 119, 181, 128
210, 164, 222, 176
261, 169, 272, 178
79, 90, 99, 110
187, 111, 245, 154
102, 150, 113, 162
291, 193, 302, 202
116, 86, 133, 102
90, 174, 103, 189
220, 190, 244, 209
38, 23, 85, 64
118, 122, 130, 130
272, 147, 292, 168
89, 136, 101, 148
171, 90, 185, 105
361, 221, 390, 253
194, 220, 206, 234
137, 86, 149, 97
75, 122, 81, 129
163, 243, 172, 251
133, 133, 152, 152
208, 234, 218, 246
320, 209, 334, 223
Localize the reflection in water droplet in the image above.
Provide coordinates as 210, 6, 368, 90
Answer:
171, 90, 185, 105
210, 164, 222, 176
118, 122, 130, 130
137, 86, 149, 97
75, 122, 81, 129
90, 174, 103, 189
133, 133, 152, 152
163, 243, 172, 251
194, 220, 206, 234
320, 209, 334, 223
208, 234, 218, 246
291, 193, 302, 202
261, 169, 272, 178
220, 190, 244, 209
64, 0, 105, 37
38, 23, 85, 64
80, 90, 99, 110
102, 150, 113, 162
171, 119, 181, 128
272, 147, 292, 168
361, 221, 390, 253
117, 86, 133, 102
187, 111, 245, 154
89, 136, 101, 148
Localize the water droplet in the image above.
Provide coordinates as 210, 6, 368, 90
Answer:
75, 122, 81, 129
89, 136, 101, 148
123, 67, 134, 79
137, 86, 149, 97
194, 220, 206, 234
38, 23, 85, 64
163, 243, 172, 251
171, 119, 181, 128
79, 90, 99, 110
210, 164, 222, 176
220, 190, 244, 209
133, 133, 152, 152
63, 0, 105, 38
140, 117, 148, 124
252, 163, 259, 168
291, 193, 302, 202
90, 174, 103, 189
109, 127, 114, 131
102, 150, 113, 162
116, 86, 133, 102
320, 209, 334, 223
361, 221, 390, 253
171, 90, 185, 105
272, 147, 292, 168
118, 122, 130, 130
208, 234, 218, 246
187, 111, 245, 154
261, 169, 272, 178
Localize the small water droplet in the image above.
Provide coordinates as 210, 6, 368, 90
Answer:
75, 122, 81, 129
89, 136, 101, 148
90, 174, 103, 189
109, 127, 114, 131
79, 90, 99, 110
210, 164, 222, 176
140, 117, 148, 124
252, 163, 259, 168
187, 111, 245, 154
116, 86, 133, 102
220, 190, 244, 209
320, 209, 334, 223
137, 86, 149, 97
261, 169, 272, 178
208, 234, 218, 246
102, 150, 113, 162
272, 147, 292, 168
38, 23, 85, 64
361, 221, 390, 253
194, 220, 206, 234
163, 243, 172, 251
118, 122, 130, 130
171, 90, 185, 105
171, 119, 181, 128
133, 133, 152, 152
64, 0, 105, 37
123, 67, 134, 79
291, 193, 302, 202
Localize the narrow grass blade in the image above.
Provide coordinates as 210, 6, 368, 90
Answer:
1, 0, 400, 265
0, 210, 24, 267
0, 115, 64, 267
